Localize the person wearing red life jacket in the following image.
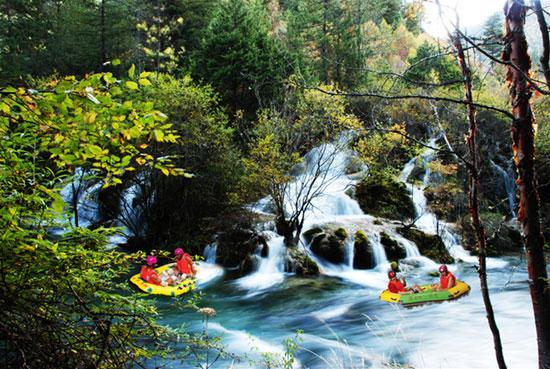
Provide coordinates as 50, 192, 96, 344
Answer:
140, 255, 161, 285
432, 264, 456, 291
175, 248, 196, 276
387, 271, 421, 294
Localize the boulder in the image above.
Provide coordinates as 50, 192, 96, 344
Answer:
307, 227, 347, 264
216, 227, 268, 275
397, 227, 454, 264
380, 232, 406, 260
284, 247, 320, 276
354, 170, 415, 221
353, 230, 374, 269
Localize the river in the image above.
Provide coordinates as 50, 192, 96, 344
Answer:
148, 138, 539, 369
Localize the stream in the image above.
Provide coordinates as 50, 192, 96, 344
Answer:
148, 138, 538, 369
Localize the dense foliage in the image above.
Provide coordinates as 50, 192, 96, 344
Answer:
0, 72, 191, 368
1, 0, 550, 367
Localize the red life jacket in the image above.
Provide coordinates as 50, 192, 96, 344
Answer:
140, 266, 161, 285
176, 253, 194, 275
440, 271, 456, 289
388, 279, 406, 293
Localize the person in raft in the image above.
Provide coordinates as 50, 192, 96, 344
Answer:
387, 271, 421, 294
174, 247, 197, 277
140, 255, 161, 285
432, 264, 456, 291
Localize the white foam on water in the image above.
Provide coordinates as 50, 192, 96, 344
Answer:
236, 234, 286, 292
311, 303, 354, 321
209, 322, 301, 369
195, 261, 224, 288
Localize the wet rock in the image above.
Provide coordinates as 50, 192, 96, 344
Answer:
216, 227, 268, 276
397, 227, 453, 264
354, 170, 415, 221
307, 227, 347, 264
260, 242, 269, 258
353, 230, 374, 269
334, 227, 348, 239
380, 231, 406, 260
284, 247, 320, 276
303, 227, 324, 243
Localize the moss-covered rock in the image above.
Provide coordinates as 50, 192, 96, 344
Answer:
309, 229, 347, 264
353, 230, 374, 269
303, 227, 324, 244
397, 227, 454, 264
380, 232, 406, 260
334, 227, 348, 239
285, 247, 320, 276
354, 170, 415, 221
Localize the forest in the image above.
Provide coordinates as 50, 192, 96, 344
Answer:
0, 0, 549, 368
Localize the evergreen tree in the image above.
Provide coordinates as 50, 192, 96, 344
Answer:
406, 41, 462, 86
193, 0, 289, 116
482, 12, 504, 58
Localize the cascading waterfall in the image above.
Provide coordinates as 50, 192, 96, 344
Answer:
400, 137, 507, 267
58, 168, 102, 229
203, 243, 218, 264
490, 159, 517, 218
236, 232, 286, 292
368, 232, 389, 266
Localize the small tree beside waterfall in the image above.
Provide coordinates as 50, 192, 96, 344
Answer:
242, 85, 363, 246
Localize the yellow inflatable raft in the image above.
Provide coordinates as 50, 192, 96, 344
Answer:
129, 263, 196, 297
379, 280, 470, 306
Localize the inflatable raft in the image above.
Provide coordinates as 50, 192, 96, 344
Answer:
379, 280, 470, 306
129, 263, 196, 297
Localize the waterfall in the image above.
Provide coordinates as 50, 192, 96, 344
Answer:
345, 235, 355, 268
236, 232, 286, 292
203, 243, 218, 264
490, 159, 517, 217
286, 142, 364, 221
400, 137, 507, 267
368, 232, 389, 266
58, 168, 102, 229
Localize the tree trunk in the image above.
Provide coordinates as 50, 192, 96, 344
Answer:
452, 32, 508, 369
533, 0, 550, 87
275, 213, 295, 247
503, 2, 550, 368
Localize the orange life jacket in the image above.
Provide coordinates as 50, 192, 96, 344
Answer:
388, 279, 406, 293
176, 253, 194, 275
140, 266, 161, 285
440, 271, 456, 289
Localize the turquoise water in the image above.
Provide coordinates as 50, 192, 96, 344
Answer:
150, 257, 538, 369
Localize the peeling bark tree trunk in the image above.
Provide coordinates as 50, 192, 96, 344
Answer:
533, 0, 550, 87
452, 32, 508, 369
503, 2, 550, 368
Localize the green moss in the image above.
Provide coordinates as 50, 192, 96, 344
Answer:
287, 247, 320, 276
354, 169, 415, 221
397, 227, 454, 264
355, 230, 368, 242
334, 227, 348, 239
353, 230, 373, 269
